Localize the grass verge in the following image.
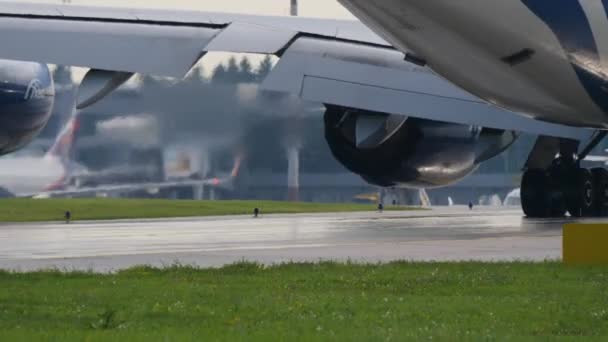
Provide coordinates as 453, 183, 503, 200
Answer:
1, 262, 607, 340
0, 198, 416, 222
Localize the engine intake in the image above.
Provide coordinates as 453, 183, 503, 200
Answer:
325, 106, 516, 188
0, 60, 54, 155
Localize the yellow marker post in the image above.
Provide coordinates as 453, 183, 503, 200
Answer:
563, 224, 608, 264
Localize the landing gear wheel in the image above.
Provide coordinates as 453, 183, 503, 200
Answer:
591, 168, 608, 217
566, 168, 594, 218
521, 169, 549, 218
547, 167, 567, 217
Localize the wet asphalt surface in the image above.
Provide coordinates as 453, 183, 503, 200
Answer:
0, 206, 601, 272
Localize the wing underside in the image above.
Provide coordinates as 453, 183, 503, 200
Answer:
0, 2, 592, 140
0, 2, 387, 76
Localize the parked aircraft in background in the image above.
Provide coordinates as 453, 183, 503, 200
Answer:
0, 111, 75, 196
0, 2, 604, 217
36, 156, 242, 199
0, 112, 239, 198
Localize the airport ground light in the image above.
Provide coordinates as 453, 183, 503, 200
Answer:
0, 198, 420, 222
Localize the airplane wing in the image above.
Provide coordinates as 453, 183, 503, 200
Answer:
30, 177, 232, 199
0, 2, 592, 140
0, 2, 386, 77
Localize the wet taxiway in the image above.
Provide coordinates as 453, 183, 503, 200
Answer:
0, 207, 604, 272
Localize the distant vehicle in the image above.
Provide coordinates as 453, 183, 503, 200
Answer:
504, 189, 522, 207
354, 192, 379, 204
585, 151, 608, 165
447, 197, 455, 207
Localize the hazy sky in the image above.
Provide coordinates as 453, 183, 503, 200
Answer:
18, 0, 354, 18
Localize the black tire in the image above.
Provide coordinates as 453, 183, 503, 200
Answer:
521, 169, 549, 218
591, 168, 608, 217
566, 168, 594, 217
547, 167, 567, 217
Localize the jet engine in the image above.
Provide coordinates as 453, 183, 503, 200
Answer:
324, 106, 518, 188
0, 60, 55, 156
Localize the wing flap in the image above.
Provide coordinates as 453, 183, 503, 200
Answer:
205, 22, 297, 55
300, 76, 590, 140
263, 40, 592, 140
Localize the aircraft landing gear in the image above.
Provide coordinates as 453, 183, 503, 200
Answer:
522, 161, 566, 218
522, 132, 608, 218
565, 167, 594, 217
521, 161, 596, 217
591, 168, 608, 216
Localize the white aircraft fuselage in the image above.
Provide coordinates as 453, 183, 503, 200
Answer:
340, 0, 608, 128
0, 155, 64, 195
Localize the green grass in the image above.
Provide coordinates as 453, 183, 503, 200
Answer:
1, 262, 608, 340
0, 198, 415, 222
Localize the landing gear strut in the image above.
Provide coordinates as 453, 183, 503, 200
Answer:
522, 132, 608, 218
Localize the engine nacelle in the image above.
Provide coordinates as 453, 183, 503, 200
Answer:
325, 106, 518, 188
0, 60, 54, 156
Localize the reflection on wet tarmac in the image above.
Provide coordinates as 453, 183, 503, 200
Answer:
1, 207, 606, 272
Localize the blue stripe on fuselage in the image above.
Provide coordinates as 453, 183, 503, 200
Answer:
522, 0, 608, 115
